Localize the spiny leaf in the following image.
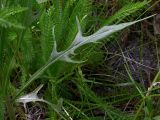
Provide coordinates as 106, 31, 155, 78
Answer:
16, 84, 44, 104
50, 15, 155, 63
16, 84, 63, 113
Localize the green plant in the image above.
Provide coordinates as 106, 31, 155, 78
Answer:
0, 0, 157, 119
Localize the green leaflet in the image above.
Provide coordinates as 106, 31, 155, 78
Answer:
103, 1, 148, 25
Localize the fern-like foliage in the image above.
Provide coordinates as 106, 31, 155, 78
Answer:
0, 7, 27, 28
19, 29, 35, 85
21, 29, 34, 65
40, 10, 54, 61
0, 4, 30, 119
51, 0, 91, 50
37, 0, 91, 78
0, 7, 27, 18
63, 0, 91, 49
104, 1, 148, 24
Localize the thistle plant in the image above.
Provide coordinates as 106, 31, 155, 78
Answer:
16, 14, 155, 98
1, 0, 157, 119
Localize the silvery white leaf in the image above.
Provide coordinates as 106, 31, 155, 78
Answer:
50, 15, 155, 63
16, 84, 63, 113
16, 84, 44, 104
50, 41, 60, 58
59, 54, 84, 63
70, 17, 83, 47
